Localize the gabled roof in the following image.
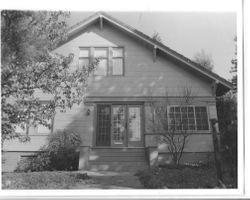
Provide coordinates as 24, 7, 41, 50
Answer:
64, 11, 233, 96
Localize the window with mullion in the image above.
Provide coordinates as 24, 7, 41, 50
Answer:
14, 118, 52, 135
112, 47, 124, 75
195, 107, 209, 130
94, 48, 108, 76
79, 47, 124, 76
168, 106, 208, 131
79, 48, 90, 70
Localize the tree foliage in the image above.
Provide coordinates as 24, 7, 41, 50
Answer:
216, 91, 237, 178
148, 87, 193, 165
230, 36, 237, 93
152, 32, 162, 43
1, 11, 96, 143
193, 49, 214, 71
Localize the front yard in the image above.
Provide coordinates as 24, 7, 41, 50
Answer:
2, 164, 237, 189
2, 171, 89, 189
2, 171, 143, 189
135, 164, 237, 189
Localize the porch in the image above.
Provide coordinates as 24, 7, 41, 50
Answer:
79, 147, 150, 172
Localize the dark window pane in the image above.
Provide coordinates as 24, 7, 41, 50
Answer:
195, 106, 209, 130
96, 105, 111, 146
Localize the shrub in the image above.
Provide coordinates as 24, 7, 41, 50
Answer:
217, 92, 237, 181
135, 168, 165, 188
15, 130, 80, 172
136, 165, 218, 188
46, 130, 80, 170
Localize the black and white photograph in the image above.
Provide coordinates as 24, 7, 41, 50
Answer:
0, 0, 248, 199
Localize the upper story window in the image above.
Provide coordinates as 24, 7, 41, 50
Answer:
79, 47, 124, 76
112, 48, 124, 75
79, 48, 90, 69
94, 48, 108, 76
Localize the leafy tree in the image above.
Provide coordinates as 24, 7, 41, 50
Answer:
152, 32, 162, 43
193, 49, 214, 71
216, 36, 237, 180
230, 36, 237, 93
1, 11, 97, 144
216, 91, 237, 180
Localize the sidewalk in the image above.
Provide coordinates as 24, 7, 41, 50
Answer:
72, 171, 143, 189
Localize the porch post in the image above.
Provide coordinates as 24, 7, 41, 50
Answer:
78, 146, 90, 170
147, 146, 158, 167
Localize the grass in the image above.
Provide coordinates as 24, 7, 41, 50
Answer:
136, 164, 235, 189
2, 171, 89, 189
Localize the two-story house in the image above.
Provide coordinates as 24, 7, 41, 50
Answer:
2, 12, 233, 172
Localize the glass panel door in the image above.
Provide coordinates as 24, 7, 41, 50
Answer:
112, 105, 126, 146
128, 106, 142, 147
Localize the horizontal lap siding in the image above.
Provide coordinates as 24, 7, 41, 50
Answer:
53, 104, 94, 146
145, 134, 214, 152
4, 104, 94, 152
55, 23, 213, 98
158, 152, 214, 165
2, 152, 38, 172
3, 136, 48, 151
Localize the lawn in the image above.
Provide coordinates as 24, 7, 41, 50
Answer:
2, 171, 89, 189
135, 164, 237, 189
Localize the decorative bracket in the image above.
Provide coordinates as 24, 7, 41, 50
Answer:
153, 45, 157, 62
211, 80, 219, 97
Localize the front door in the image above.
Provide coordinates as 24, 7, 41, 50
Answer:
96, 104, 143, 147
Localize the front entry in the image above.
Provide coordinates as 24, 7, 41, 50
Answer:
96, 104, 143, 147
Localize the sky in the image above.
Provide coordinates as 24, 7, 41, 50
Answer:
67, 12, 236, 80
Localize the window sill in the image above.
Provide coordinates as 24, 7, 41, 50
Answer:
93, 75, 125, 77
145, 131, 212, 135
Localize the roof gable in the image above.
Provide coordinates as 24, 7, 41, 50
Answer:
62, 12, 233, 96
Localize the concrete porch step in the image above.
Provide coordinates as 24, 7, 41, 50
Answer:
91, 147, 145, 153
89, 161, 148, 172
89, 155, 146, 162
88, 147, 148, 172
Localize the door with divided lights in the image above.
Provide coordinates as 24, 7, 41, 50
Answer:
96, 104, 143, 147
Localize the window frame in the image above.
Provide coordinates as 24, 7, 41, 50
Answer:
78, 47, 90, 70
78, 46, 125, 77
111, 47, 125, 76
94, 102, 143, 147
15, 118, 54, 136
34, 118, 53, 135
167, 105, 210, 133
93, 47, 109, 76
